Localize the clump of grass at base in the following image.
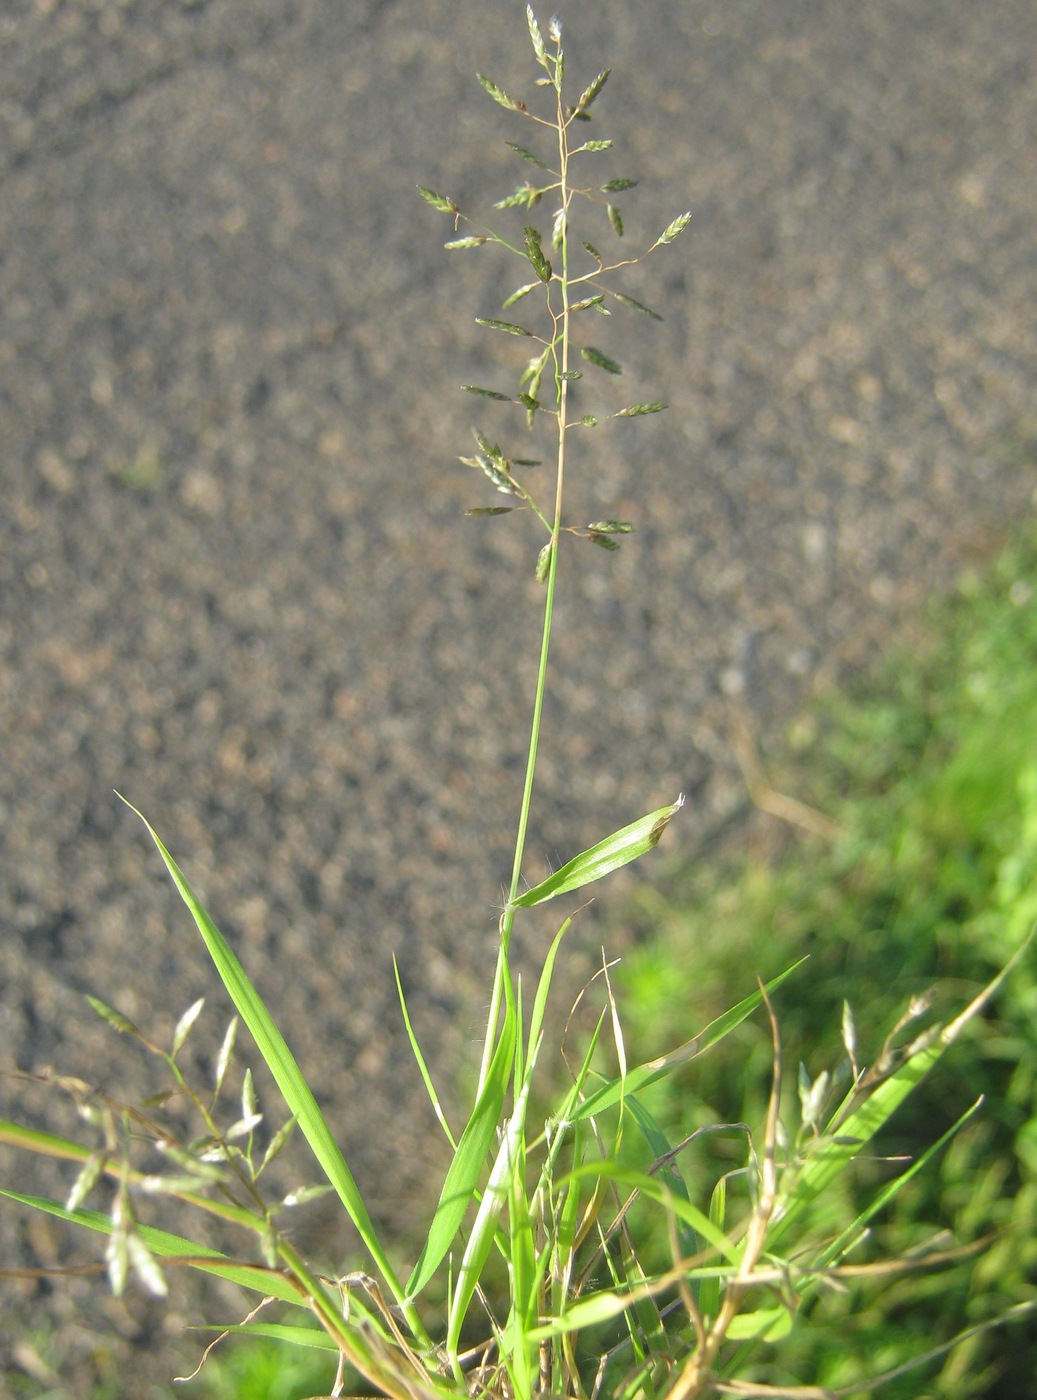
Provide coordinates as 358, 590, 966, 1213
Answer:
1, 11, 1032, 1400
618, 528, 1037, 1398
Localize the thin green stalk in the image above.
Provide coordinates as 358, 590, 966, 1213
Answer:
477, 76, 573, 1100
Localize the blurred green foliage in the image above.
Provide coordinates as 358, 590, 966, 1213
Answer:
618, 530, 1037, 1397
187, 1332, 335, 1400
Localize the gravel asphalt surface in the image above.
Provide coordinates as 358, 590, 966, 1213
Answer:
2, 0, 1036, 1392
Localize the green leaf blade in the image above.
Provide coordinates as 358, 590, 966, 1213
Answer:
120, 801, 406, 1312
406, 994, 517, 1299
446, 1076, 532, 1355
573, 960, 808, 1119
0, 1186, 305, 1305
511, 796, 683, 909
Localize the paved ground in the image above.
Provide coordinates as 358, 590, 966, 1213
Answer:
2, 0, 1036, 1392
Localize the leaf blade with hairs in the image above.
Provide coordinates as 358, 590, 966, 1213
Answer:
512, 797, 682, 908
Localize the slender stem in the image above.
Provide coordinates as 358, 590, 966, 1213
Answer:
476, 74, 573, 1099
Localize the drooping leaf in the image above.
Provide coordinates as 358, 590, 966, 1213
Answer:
197, 1319, 339, 1351
0, 1185, 305, 1304
573, 960, 808, 1119
117, 799, 410, 1318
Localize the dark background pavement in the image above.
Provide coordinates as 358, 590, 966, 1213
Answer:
2, 1, 1036, 1391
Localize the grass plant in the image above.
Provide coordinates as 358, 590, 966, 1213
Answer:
1, 10, 1032, 1399
617, 529, 1037, 1397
